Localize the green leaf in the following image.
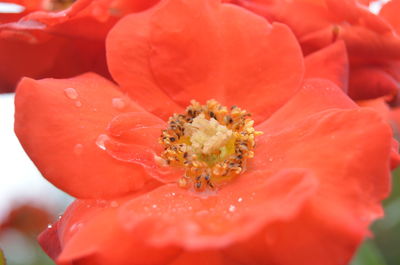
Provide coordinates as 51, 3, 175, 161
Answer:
351, 240, 387, 265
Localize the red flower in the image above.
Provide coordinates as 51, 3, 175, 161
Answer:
0, 0, 159, 92
14, 0, 398, 264
232, 0, 400, 104
0, 203, 54, 237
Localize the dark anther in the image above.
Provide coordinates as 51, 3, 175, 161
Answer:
169, 137, 176, 142
209, 111, 216, 118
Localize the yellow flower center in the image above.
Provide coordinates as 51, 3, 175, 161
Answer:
159, 99, 262, 191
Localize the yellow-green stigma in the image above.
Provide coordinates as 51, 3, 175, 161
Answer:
159, 99, 262, 191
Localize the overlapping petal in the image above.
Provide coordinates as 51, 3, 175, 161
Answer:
14, 73, 164, 198
107, 0, 304, 122
0, 0, 159, 92
246, 79, 393, 265
232, 0, 400, 102
305, 41, 349, 91
41, 168, 317, 265
12, 0, 397, 264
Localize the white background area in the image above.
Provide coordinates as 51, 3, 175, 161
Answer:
0, 94, 71, 222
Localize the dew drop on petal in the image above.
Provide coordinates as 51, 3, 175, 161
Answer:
47, 224, 52, 228
75, 101, 82, 107
228, 205, 236, 213
112, 98, 126, 110
74, 143, 83, 155
237, 197, 243, 203
96, 134, 109, 150
64, 87, 78, 100
152, 204, 158, 209
268, 157, 273, 162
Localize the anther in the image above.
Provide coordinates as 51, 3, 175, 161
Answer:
160, 99, 262, 191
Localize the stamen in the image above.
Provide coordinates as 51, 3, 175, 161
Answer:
159, 99, 262, 191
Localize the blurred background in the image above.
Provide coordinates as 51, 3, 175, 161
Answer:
0, 1, 399, 265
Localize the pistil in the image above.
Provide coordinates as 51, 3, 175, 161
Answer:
159, 99, 262, 191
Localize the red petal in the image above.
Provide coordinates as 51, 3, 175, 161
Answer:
107, 0, 304, 123
348, 66, 399, 101
57, 199, 181, 265
15, 73, 162, 199
38, 221, 63, 261
53, 169, 316, 264
380, 0, 400, 33
358, 98, 400, 169
258, 78, 356, 133
338, 25, 400, 61
305, 41, 349, 91
250, 106, 393, 264
168, 250, 237, 265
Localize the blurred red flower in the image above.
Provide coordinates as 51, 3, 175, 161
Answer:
0, 203, 53, 237
14, 0, 399, 264
0, 0, 159, 92
232, 0, 400, 104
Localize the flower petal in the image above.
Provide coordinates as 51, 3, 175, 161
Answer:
348, 66, 399, 101
107, 0, 304, 122
305, 41, 349, 92
249, 107, 393, 264
50, 169, 316, 264
15, 73, 163, 199
258, 78, 356, 133
380, 0, 400, 33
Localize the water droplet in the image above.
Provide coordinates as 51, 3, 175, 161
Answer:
96, 134, 108, 150
75, 101, 82, 107
64, 87, 78, 100
171, 192, 176, 196
268, 157, 273, 162
152, 204, 158, 209
110, 201, 119, 208
112, 98, 126, 110
228, 205, 236, 213
237, 197, 243, 203
188, 206, 193, 211
47, 224, 52, 228
74, 143, 83, 155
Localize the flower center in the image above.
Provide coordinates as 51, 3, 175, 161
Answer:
43, 0, 75, 11
159, 99, 262, 191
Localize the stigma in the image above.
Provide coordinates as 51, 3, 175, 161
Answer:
159, 99, 262, 192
